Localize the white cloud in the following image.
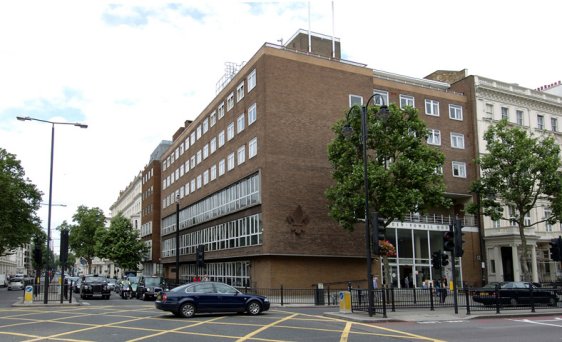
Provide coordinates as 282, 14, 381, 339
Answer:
0, 0, 558, 251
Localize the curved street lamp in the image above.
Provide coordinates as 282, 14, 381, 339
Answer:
17, 116, 87, 303
341, 94, 389, 317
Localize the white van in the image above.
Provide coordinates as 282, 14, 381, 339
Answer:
0, 274, 6, 287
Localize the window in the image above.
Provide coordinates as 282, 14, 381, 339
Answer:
190, 156, 196, 169
537, 115, 544, 130
197, 174, 202, 189
184, 161, 190, 174
196, 125, 202, 139
552, 117, 558, 132
349, 94, 362, 107
190, 132, 196, 145
249, 137, 257, 158
227, 92, 234, 111
210, 165, 217, 181
218, 102, 225, 119
218, 159, 225, 176
236, 82, 244, 102
516, 110, 524, 126
449, 104, 463, 120
237, 113, 245, 133
237, 145, 246, 165
203, 170, 209, 185
545, 209, 553, 232
452, 161, 467, 178
485, 103, 494, 117
184, 138, 189, 151
373, 90, 389, 106
227, 153, 235, 171
501, 107, 509, 121
451, 133, 465, 149
210, 137, 217, 154
400, 95, 414, 109
248, 103, 257, 125
247, 69, 256, 92
202, 118, 209, 134
196, 150, 202, 164
203, 144, 209, 159
425, 99, 439, 116
218, 131, 225, 147
190, 179, 195, 192
210, 111, 217, 127
427, 129, 441, 145
227, 123, 235, 141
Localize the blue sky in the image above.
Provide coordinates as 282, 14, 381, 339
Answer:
0, 0, 559, 252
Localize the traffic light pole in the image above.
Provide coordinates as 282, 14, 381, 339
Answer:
452, 218, 460, 314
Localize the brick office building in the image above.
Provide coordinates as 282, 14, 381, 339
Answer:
157, 30, 482, 289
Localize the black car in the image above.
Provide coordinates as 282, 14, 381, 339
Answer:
80, 275, 111, 299
136, 276, 166, 301
155, 281, 270, 318
472, 281, 558, 306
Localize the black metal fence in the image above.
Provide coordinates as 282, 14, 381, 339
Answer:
19, 282, 75, 304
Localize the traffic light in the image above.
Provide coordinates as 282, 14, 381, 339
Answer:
33, 245, 42, 267
454, 219, 465, 257
443, 224, 455, 252
196, 244, 205, 267
441, 252, 449, 267
371, 212, 386, 255
550, 236, 562, 261
431, 251, 442, 270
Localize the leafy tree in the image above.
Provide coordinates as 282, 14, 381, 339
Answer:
96, 213, 148, 272
327, 104, 451, 285
69, 206, 106, 274
0, 148, 43, 256
467, 119, 562, 281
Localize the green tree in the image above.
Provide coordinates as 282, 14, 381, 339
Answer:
467, 119, 562, 281
0, 148, 43, 256
69, 206, 106, 274
327, 104, 451, 285
96, 213, 148, 272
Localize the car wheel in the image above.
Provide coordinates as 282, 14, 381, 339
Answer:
179, 302, 196, 318
510, 298, 518, 306
246, 301, 262, 315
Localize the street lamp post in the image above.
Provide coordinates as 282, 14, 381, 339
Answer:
342, 94, 388, 317
175, 193, 180, 286
17, 116, 87, 304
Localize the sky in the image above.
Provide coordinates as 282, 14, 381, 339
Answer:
0, 1, 559, 252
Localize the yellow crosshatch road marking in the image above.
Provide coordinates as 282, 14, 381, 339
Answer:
0, 306, 443, 342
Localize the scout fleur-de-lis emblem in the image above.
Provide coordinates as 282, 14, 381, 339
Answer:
286, 205, 309, 235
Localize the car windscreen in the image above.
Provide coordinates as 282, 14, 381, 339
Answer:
84, 276, 107, 282
144, 278, 161, 286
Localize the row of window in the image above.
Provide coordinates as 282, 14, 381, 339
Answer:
161, 137, 258, 210
485, 103, 560, 132
427, 130, 465, 149
161, 173, 261, 236
162, 69, 257, 172
162, 213, 263, 258
179, 261, 250, 287
162, 103, 257, 192
350, 91, 464, 120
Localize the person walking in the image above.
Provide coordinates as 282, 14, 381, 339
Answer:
404, 276, 409, 288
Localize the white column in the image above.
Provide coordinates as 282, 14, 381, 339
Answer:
512, 244, 521, 281
494, 246, 504, 282
531, 245, 538, 282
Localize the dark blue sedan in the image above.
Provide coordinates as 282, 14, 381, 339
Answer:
155, 281, 270, 318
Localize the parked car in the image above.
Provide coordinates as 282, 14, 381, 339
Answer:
80, 275, 111, 299
136, 276, 166, 301
8, 277, 25, 291
472, 281, 558, 306
155, 281, 270, 318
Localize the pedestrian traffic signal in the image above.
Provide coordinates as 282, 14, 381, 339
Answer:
431, 251, 442, 270
550, 236, 562, 261
454, 219, 465, 257
441, 252, 449, 267
196, 244, 205, 267
371, 212, 386, 255
60, 229, 69, 263
443, 224, 455, 252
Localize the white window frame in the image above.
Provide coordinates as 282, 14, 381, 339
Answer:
210, 165, 217, 181
373, 90, 389, 106
227, 122, 235, 141
537, 114, 544, 130
196, 125, 202, 139
237, 145, 246, 165
427, 129, 441, 145
247, 69, 256, 92
425, 99, 440, 116
237, 113, 245, 133
516, 110, 524, 126
236, 82, 244, 102
501, 107, 509, 121
218, 102, 225, 119
349, 94, 363, 107
248, 103, 257, 125
227, 153, 235, 171
450, 133, 465, 149
227, 92, 234, 111
452, 161, 467, 178
210, 137, 217, 154
210, 111, 217, 127
202, 118, 209, 134
552, 117, 558, 132
203, 144, 209, 159
399, 94, 414, 109
249, 137, 257, 158
218, 131, 225, 147
449, 104, 463, 120
218, 159, 225, 176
